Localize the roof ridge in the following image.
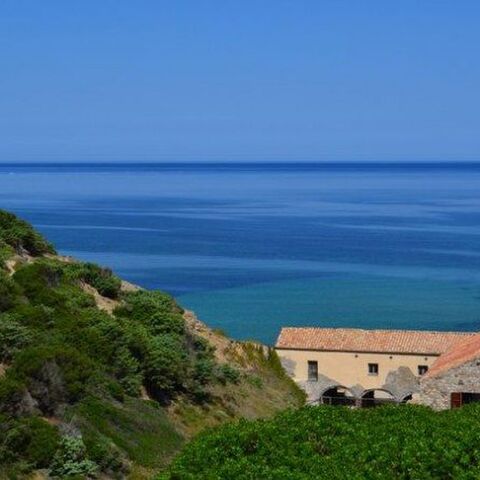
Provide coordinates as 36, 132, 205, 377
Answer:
426, 331, 480, 378
276, 326, 475, 355
279, 326, 475, 335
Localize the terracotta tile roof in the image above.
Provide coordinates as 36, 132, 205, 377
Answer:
275, 327, 473, 355
426, 332, 480, 378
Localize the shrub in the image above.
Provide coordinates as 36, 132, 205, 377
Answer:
13, 262, 65, 307
0, 272, 21, 312
149, 310, 185, 336
216, 364, 241, 385
116, 290, 184, 326
192, 358, 215, 386
115, 290, 215, 403
0, 416, 60, 469
0, 210, 55, 256
81, 431, 126, 475
145, 335, 188, 402
246, 375, 263, 388
113, 346, 143, 396
0, 377, 29, 416
0, 239, 14, 267
64, 262, 121, 299
11, 304, 56, 329
0, 315, 32, 362
12, 345, 95, 409
17, 417, 60, 468
49, 435, 98, 478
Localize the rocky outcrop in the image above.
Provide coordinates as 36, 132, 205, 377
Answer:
29, 360, 67, 416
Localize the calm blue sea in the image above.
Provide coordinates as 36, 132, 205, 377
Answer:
2, 162, 480, 344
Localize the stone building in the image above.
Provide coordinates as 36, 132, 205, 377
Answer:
275, 327, 478, 408
414, 332, 480, 409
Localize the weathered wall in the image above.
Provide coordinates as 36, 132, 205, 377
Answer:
276, 348, 426, 402
415, 357, 480, 410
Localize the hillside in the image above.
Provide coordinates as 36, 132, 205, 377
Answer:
0, 210, 304, 479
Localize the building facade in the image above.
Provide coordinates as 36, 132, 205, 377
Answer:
275, 327, 478, 408
413, 333, 480, 409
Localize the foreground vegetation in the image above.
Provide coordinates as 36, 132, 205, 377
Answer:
162, 403, 480, 479
0, 211, 303, 478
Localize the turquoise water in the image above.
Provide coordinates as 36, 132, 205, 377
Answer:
179, 276, 480, 344
1, 162, 480, 344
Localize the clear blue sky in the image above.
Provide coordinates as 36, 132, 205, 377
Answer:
1, 1, 479, 162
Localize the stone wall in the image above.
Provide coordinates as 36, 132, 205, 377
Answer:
290, 365, 419, 404
415, 358, 480, 410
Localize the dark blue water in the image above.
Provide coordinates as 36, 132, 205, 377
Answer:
2, 162, 480, 344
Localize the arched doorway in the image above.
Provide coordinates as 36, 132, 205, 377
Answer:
321, 386, 356, 406
361, 389, 395, 408
400, 393, 413, 404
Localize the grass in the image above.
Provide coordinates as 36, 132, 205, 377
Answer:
74, 397, 185, 471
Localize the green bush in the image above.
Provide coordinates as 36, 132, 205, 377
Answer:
192, 358, 215, 386
116, 290, 215, 403
0, 314, 32, 362
80, 431, 126, 475
145, 334, 188, 402
0, 239, 14, 267
0, 377, 28, 416
49, 435, 98, 478
12, 345, 95, 408
116, 290, 184, 326
162, 404, 480, 479
149, 310, 185, 336
246, 375, 263, 388
0, 210, 55, 256
13, 262, 65, 307
64, 262, 121, 299
11, 304, 56, 329
0, 416, 60, 470
216, 364, 241, 385
113, 346, 143, 396
0, 272, 22, 312
17, 417, 60, 468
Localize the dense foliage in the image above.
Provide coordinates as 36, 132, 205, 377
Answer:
63, 262, 122, 299
0, 211, 305, 477
0, 259, 231, 476
0, 212, 242, 477
162, 404, 480, 479
0, 210, 55, 260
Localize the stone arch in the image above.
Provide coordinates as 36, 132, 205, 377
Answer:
361, 388, 396, 408
320, 385, 356, 406
399, 392, 414, 403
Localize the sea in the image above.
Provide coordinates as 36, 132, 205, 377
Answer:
1, 162, 480, 345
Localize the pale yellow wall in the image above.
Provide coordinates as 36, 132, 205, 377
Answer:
276, 348, 437, 392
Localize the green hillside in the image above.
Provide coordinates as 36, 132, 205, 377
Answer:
0, 210, 304, 479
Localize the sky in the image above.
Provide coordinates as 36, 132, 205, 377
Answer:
1, 1, 479, 163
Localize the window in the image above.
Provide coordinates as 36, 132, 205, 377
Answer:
308, 361, 318, 381
368, 363, 379, 375
451, 392, 480, 409
463, 393, 480, 405
418, 365, 428, 376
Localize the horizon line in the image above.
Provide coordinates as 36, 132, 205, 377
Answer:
1, 159, 480, 165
